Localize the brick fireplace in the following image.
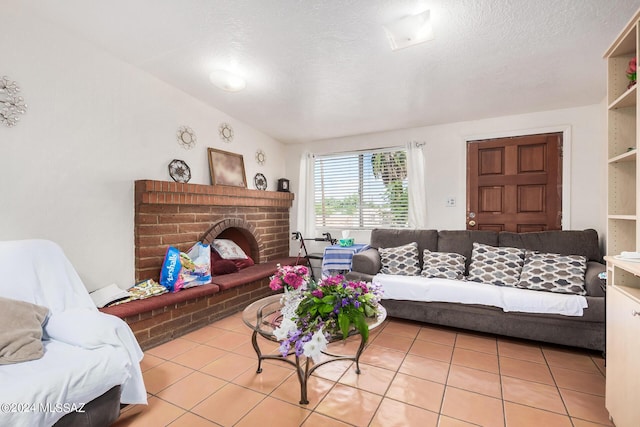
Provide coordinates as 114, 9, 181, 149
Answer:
134, 180, 295, 282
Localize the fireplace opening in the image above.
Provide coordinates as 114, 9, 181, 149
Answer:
201, 220, 262, 263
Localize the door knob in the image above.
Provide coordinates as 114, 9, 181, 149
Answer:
468, 220, 476, 227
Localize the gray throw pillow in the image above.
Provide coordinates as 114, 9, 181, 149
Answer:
467, 242, 525, 287
0, 297, 49, 365
421, 250, 466, 280
379, 242, 420, 276
517, 251, 587, 295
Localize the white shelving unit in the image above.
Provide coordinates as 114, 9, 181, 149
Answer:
604, 8, 640, 427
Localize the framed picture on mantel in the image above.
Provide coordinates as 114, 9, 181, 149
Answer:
207, 148, 247, 188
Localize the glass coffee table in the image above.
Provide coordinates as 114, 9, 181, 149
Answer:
242, 293, 386, 404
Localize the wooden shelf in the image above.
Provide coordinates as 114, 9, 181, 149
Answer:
609, 85, 637, 110
608, 214, 637, 220
609, 149, 637, 163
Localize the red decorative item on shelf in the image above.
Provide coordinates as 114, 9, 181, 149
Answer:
627, 57, 636, 89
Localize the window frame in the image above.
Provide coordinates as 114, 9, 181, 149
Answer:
312, 147, 409, 230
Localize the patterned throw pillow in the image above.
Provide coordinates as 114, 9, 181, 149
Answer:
517, 251, 587, 295
379, 242, 420, 276
212, 239, 248, 259
421, 250, 466, 280
467, 242, 525, 287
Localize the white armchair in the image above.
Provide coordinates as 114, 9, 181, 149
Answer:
0, 240, 146, 427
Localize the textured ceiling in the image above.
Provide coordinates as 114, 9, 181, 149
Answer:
22, 0, 640, 143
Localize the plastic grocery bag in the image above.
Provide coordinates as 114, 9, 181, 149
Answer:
181, 242, 212, 288
159, 246, 184, 293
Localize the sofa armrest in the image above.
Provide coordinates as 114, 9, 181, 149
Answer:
585, 261, 606, 297
351, 248, 381, 276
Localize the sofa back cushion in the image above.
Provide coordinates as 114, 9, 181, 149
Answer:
517, 251, 588, 295
437, 230, 499, 273
421, 250, 466, 280
379, 242, 421, 276
467, 243, 526, 287
371, 229, 438, 268
498, 229, 602, 262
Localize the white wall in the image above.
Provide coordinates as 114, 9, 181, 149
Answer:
0, 7, 287, 291
286, 104, 607, 250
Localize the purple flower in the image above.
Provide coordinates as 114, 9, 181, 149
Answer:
279, 340, 291, 357
311, 289, 324, 298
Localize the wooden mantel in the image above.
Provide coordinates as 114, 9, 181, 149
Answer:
135, 180, 295, 208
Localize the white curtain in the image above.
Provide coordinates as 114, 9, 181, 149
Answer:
406, 141, 427, 228
296, 152, 317, 241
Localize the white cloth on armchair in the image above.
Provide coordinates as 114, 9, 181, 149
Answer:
0, 239, 147, 427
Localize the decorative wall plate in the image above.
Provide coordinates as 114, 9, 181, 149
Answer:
0, 75, 27, 127
168, 159, 191, 183
255, 149, 266, 165
254, 173, 267, 190
176, 126, 196, 150
218, 122, 234, 142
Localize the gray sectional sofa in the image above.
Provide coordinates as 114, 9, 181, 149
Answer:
346, 229, 606, 351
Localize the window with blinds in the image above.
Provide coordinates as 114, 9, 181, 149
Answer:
313, 148, 409, 228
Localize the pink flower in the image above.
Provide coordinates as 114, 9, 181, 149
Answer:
319, 275, 344, 287
283, 271, 301, 288
628, 57, 637, 74
269, 277, 283, 290
311, 289, 324, 298
349, 281, 369, 293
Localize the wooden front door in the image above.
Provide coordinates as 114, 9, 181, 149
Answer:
466, 133, 562, 232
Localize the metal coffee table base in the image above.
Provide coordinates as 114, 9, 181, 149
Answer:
250, 329, 367, 405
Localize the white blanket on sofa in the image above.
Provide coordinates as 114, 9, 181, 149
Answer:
0, 239, 147, 426
373, 274, 588, 316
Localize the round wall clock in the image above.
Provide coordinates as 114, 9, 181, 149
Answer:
176, 126, 196, 150
254, 173, 267, 190
168, 159, 191, 183
255, 149, 266, 165
218, 122, 234, 142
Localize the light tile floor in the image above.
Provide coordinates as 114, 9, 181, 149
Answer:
114, 314, 610, 427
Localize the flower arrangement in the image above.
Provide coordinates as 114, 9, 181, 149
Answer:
273, 274, 384, 363
627, 57, 636, 89
269, 264, 311, 291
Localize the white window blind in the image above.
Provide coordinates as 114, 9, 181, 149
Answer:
313, 148, 409, 229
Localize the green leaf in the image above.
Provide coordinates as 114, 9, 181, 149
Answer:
338, 312, 350, 339
319, 303, 334, 314
321, 295, 336, 304
363, 304, 375, 317
353, 311, 369, 342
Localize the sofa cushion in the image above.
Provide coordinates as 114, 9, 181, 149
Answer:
467, 242, 525, 287
498, 229, 602, 262
437, 230, 499, 273
421, 250, 466, 280
379, 242, 420, 276
517, 251, 588, 295
371, 229, 438, 268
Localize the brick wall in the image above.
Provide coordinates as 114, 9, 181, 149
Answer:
134, 180, 295, 282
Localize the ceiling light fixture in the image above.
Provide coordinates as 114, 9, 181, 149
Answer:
209, 69, 247, 92
383, 9, 434, 51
